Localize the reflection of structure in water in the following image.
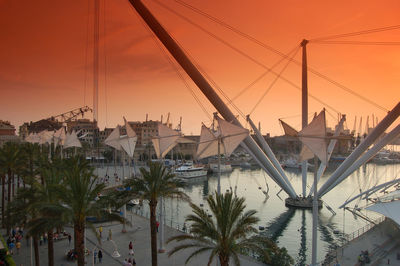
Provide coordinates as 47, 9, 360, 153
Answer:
297, 210, 307, 266
262, 208, 296, 241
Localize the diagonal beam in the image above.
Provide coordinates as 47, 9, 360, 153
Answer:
128, 0, 297, 198
318, 101, 400, 197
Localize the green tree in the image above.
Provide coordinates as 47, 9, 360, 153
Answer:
0, 142, 23, 230
117, 162, 187, 266
59, 155, 124, 266
27, 159, 66, 266
167, 192, 263, 266
7, 175, 42, 266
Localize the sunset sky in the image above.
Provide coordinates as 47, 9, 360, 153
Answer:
1, 0, 399, 136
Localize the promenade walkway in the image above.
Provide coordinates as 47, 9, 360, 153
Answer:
6, 212, 264, 266
324, 218, 400, 266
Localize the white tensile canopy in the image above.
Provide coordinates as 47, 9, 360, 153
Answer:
53, 127, 66, 148
298, 110, 328, 164
152, 123, 180, 159
366, 200, 400, 227
64, 130, 82, 148
196, 125, 219, 159
25, 133, 39, 143
217, 117, 249, 157
196, 117, 249, 159
119, 118, 137, 158
105, 126, 122, 151
37, 130, 54, 145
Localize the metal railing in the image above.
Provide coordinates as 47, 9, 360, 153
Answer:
320, 216, 386, 266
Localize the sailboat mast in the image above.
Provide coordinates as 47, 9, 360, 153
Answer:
301, 39, 309, 198
127, 0, 297, 199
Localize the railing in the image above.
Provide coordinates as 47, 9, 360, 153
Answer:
344, 216, 385, 243
320, 216, 386, 266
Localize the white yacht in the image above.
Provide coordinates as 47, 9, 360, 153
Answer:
174, 163, 208, 179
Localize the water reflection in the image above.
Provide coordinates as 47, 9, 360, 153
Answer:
262, 208, 295, 241
103, 163, 398, 264
297, 210, 307, 266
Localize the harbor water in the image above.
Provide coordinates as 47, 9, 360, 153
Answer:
96, 162, 399, 265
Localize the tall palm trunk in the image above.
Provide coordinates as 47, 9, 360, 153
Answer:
11, 172, 15, 198
33, 236, 40, 266
219, 254, 229, 266
7, 168, 11, 203
7, 168, 11, 234
47, 231, 54, 266
150, 201, 158, 266
1, 174, 5, 228
74, 222, 85, 266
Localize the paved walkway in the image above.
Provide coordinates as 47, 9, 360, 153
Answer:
324, 218, 400, 266
7, 212, 263, 266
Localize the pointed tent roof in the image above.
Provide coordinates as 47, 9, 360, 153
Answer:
104, 126, 122, 150
25, 133, 39, 143
217, 117, 249, 157
196, 117, 249, 159
119, 118, 137, 158
152, 123, 180, 159
298, 110, 328, 164
64, 130, 82, 148
366, 200, 400, 227
279, 119, 299, 137
38, 130, 54, 145
53, 127, 66, 148
196, 124, 219, 159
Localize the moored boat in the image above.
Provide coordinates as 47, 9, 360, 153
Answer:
174, 163, 208, 178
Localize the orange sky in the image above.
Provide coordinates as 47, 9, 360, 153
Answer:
1, 0, 399, 136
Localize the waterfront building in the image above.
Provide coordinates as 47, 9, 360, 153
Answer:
19, 119, 62, 140
0, 120, 20, 147
67, 119, 99, 147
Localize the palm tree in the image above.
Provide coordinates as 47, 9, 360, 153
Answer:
0, 142, 23, 231
27, 158, 66, 266
167, 192, 263, 266
6, 177, 42, 266
59, 155, 125, 266
117, 162, 188, 266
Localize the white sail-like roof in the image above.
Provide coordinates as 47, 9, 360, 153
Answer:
105, 126, 122, 150
25, 133, 39, 143
64, 130, 82, 148
366, 200, 400, 227
119, 118, 137, 158
196, 124, 219, 159
152, 123, 180, 159
53, 127, 66, 148
217, 117, 249, 157
298, 110, 328, 164
38, 130, 54, 145
279, 119, 298, 137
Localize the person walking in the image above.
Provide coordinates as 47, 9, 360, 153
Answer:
16, 241, 21, 254
68, 234, 72, 246
94, 249, 98, 264
128, 241, 134, 255
98, 249, 103, 263
99, 226, 103, 238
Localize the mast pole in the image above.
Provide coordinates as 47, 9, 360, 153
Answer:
127, 0, 297, 199
301, 39, 309, 198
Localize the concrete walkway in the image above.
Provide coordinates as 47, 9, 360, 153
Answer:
7, 212, 264, 266
323, 218, 400, 266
